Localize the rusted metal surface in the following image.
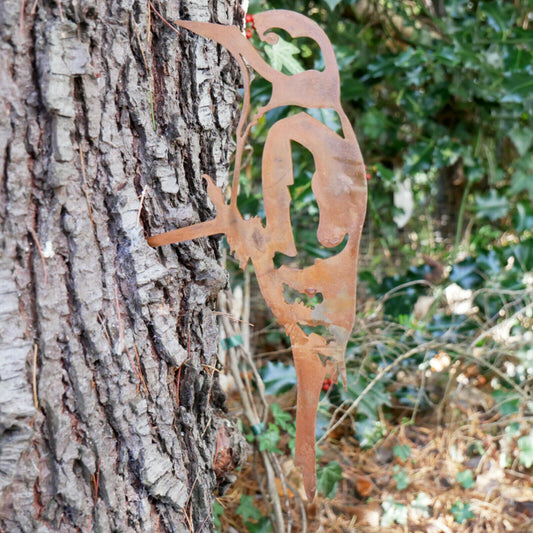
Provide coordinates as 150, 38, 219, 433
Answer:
148, 9, 367, 501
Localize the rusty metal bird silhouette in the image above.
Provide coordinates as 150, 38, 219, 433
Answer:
147, 9, 367, 501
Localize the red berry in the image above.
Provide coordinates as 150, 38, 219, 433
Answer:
366, 172, 371, 180
246, 28, 253, 39
245, 14, 254, 23
322, 377, 333, 392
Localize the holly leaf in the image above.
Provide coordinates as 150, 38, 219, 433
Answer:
510, 155, 533, 199
474, 190, 510, 221
259, 361, 297, 396
514, 201, 533, 233
509, 128, 533, 156
323, 0, 342, 11
317, 461, 343, 499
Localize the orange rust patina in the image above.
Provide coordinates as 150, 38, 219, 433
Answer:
147, 9, 367, 501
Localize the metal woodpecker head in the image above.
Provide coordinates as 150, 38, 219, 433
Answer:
147, 8, 367, 502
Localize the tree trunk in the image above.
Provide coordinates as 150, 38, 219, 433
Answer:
0, 0, 244, 531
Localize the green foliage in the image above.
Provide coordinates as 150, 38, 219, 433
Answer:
518, 430, 533, 468
256, 423, 282, 453
456, 470, 475, 489
381, 499, 408, 526
393, 444, 412, 461
411, 493, 432, 517
221, 334, 243, 350
237, 495, 272, 532
270, 403, 293, 431
450, 501, 475, 524
392, 465, 410, 490
317, 461, 343, 499
259, 361, 297, 396
213, 500, 224, 529
236, 0, 533, 521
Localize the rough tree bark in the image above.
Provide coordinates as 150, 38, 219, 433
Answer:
0, 0, 244, 531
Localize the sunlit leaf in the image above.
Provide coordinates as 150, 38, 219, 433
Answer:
381, 500, 408, 526
518, 431, 533, 468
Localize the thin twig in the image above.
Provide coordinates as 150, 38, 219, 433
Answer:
319, 341, 439, 444
32, 344, 39, 411
28, 227, 48, 286
133, 344, 149, 396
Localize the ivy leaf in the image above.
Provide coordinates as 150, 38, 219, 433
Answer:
257, 423, 282, 453
457, 470, 475, 489
393, 444, 411, 461
317, 461, 343, 499
270, 403, 293, 431
393, 465, 410, 490
237, 495, 263, 522
264, 36, 304, 75
450, 501, 475, 524
474, 190, 510, 221
381, 500, 408, 526
247, 517, 272, 533
518, 430, 533, 468
411, 493, 432, 517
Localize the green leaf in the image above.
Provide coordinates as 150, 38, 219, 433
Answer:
259, 361, 297, 396
246, 517, 272, 533
270, 403, 293, 431
502, 73, 533, 103
411, 493, 432, 516
474, 190, 510, 221
213, 500, 224, 529
450, 501, 475, 524
491, 389, 520, 416
510, 155, 533, 199
393, 444, 411, 461
393, 465, 410, 490
513, 201, 533, 233
220, 334, 243, 350
317, 461, 343, 499
264, 36, 305, 75
381, 500, 408, 526
457, 470, 475, 489
518, 430, 533, 468
322, 0, 342, 11
509, 128, 533, 156
257, 423, 282, 453
355, 419, 385, 448
237, 495, 263, 522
